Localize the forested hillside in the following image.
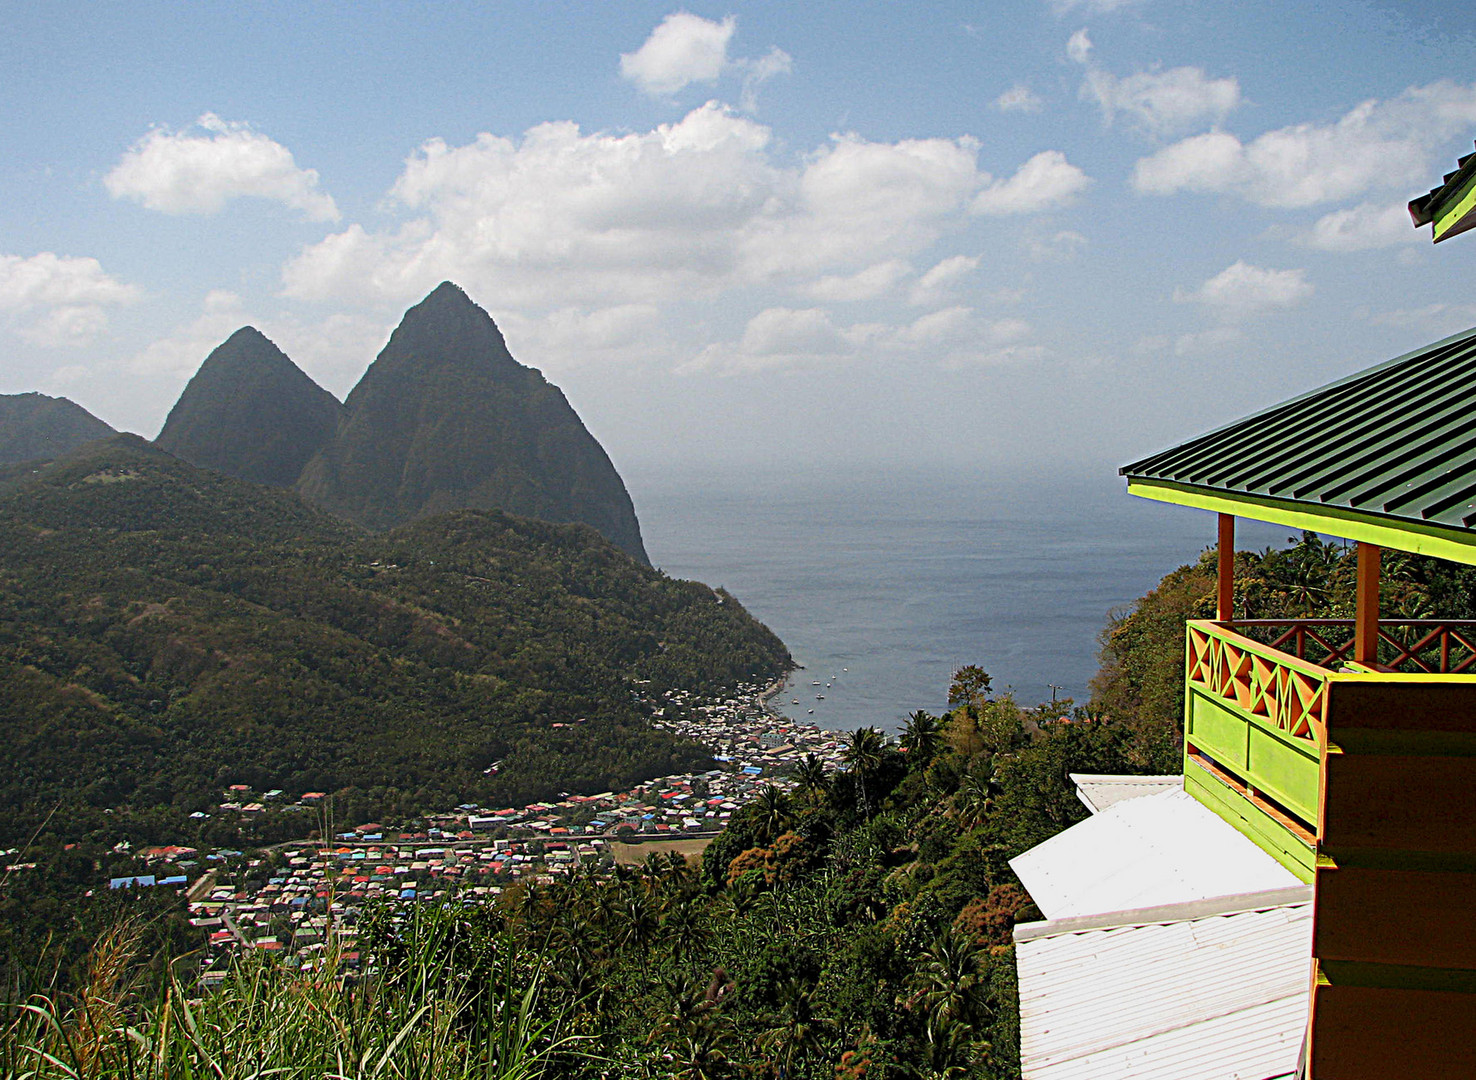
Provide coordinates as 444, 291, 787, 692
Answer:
0, 436, 789, 847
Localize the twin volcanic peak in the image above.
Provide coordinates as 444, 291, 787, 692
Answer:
156, 326, 345, 488
157, 282, 649, 564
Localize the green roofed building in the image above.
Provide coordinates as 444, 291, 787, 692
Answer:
1109, 333, 1476, 1076
1409, 141, 1476, 243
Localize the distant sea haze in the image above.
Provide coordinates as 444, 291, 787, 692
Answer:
632, 467, 1295, 733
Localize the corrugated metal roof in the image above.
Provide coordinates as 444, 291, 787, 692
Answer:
1016, 898, 1312, 1080
1009, 789, 1301, 920
1070, 773, 1181, 814
1409, 141, 1476, 240
1121, 324, 1476, 532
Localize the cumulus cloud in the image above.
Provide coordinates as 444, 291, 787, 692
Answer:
802, 260, 912, 303
1293, 201, 1421, 251
619, 12, 790, 110
105, 113, 339, 220
681, 304, 1039, 374
1133, 81, 1476, 208
996, 84, 1044, 114
621, 13, 736, 97
281, 104, 1086, 312
972, 150, 1091, 215
1175, 261, 1313, 318
909, 255, 980, 306
0, 252, 141, 347
1082, 65, 1240, 136
1066, 29, 1093, 65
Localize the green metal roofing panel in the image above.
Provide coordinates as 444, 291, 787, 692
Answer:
1409, 142, 1476, 243
1121, 325, 1476, 543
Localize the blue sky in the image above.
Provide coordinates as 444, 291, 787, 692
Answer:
3, 1, 1475, 483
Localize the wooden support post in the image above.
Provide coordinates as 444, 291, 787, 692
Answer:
1355, 541, 1381, 666
1217, 513, 1235, 621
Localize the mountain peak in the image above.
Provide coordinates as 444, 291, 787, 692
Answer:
155, 328, 344, 487
298, 284, 649, 563
0, 391, 116, 465
384, 282, 514, 371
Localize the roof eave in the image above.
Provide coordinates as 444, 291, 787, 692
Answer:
1124, 477, 1476, 566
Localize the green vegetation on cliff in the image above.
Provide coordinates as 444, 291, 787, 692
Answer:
0, 436, 788, 848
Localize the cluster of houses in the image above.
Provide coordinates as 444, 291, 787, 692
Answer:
112, 677, 856, 978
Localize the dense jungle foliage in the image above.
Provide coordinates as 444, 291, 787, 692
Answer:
0, 436, 790, 850
3, 668, 1169, 1080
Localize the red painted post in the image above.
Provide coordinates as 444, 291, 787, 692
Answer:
1217, 513, 1235, 621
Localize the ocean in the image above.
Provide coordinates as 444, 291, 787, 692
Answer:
630, 467, 1294, 733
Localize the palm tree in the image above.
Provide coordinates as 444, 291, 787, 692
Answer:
842, 726, 887, 817
792, 753, 829, 804
752, 783, 794, 844
905, 928, 989, 1074
757, 976, 835, 1078
901, 710, 942, 768
953, 768, 993, 829
648, 972, 737, 1080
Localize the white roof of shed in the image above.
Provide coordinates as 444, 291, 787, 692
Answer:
1009, 789, 1302, 920
1014, 889, 1312, 1080
1069, 773, 1181, 814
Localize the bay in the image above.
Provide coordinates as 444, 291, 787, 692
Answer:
629, 466, 1294, 733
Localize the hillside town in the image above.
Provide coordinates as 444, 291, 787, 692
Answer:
109, 676, 852, 978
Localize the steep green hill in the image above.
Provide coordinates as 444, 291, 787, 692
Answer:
0, 437, 788, 845
296, 282, 649, 563
155, 326, 344, 487
0, 392, 115, 464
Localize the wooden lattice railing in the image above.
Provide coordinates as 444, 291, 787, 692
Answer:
1185, 621, 1329, 747
1228, 619, 1476, 675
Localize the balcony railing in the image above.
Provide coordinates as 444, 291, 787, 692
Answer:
1229, 618, 1476, 674
1183, 617, 1476, 880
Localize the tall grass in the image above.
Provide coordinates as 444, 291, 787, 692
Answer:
1, 908, 584, 1080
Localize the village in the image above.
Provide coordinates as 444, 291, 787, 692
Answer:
112, 676, 853, 982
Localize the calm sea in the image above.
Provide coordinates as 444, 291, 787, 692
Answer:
630, 467, 1292, 733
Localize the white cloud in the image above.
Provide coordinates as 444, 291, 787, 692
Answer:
972, 150, 1091, 215
909, 255, 980, 306
620, 13, 736, 97
1082, 66, 1240, 136
1293, 201, 1421, 252
0, 252, 141, 347
1176, 261, 1313, 318
105, 113, 339, 221
739, 46, 793, 113
1051, 0, 1143, 13
1133, 81, 1476, 208
1027, 229, 1088, 262
681, 304, 1040, 374
1066, 29, 1093, 65
282, 104, 1085, 312
1365, 302, 1476, 335
996, 84, 1044, 114
803, 260, 912, 303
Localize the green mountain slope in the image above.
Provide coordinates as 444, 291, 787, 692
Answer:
0, 392, 115, 465
296, 282, 649, 563
155, 327, 345, 487
0, 437, 788, 844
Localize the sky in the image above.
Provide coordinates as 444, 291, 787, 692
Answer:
3, 0, 1476, 487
